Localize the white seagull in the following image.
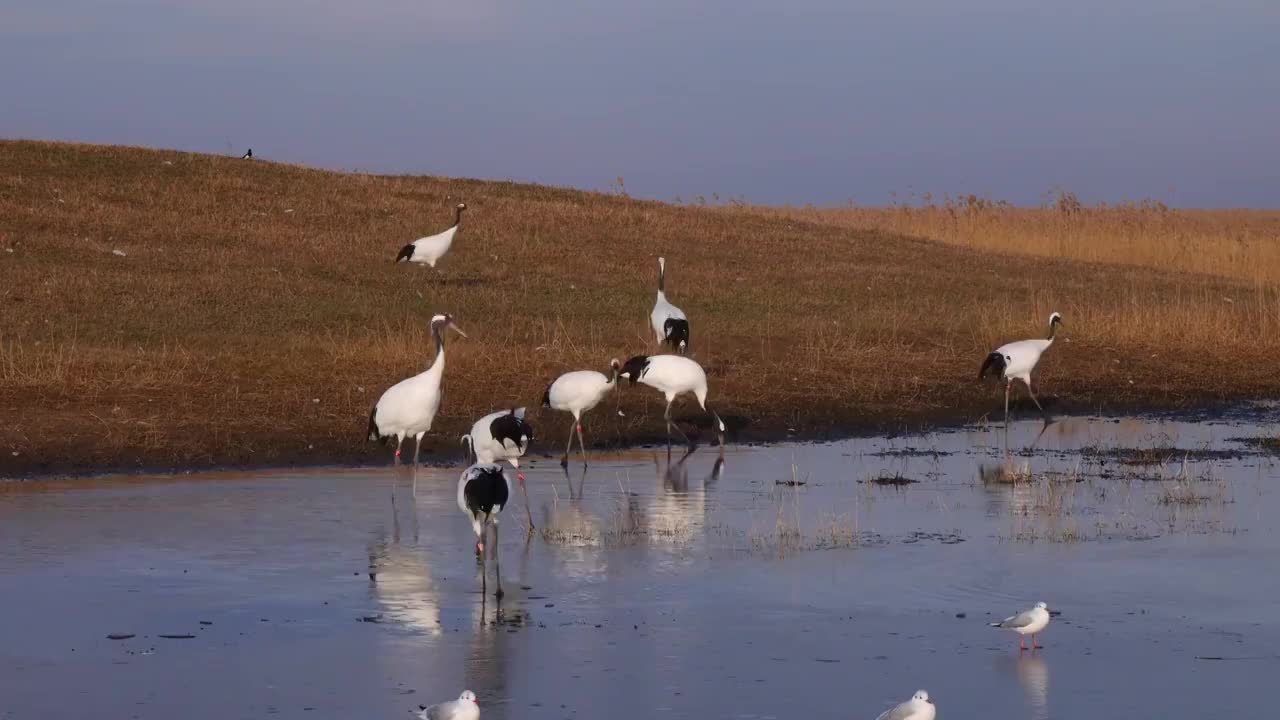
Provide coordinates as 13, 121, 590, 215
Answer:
458, 463, 510, 598
979, 312, 1063, 423
618, 354, 725, 450
875, 690, 935, 720
542, 359, 622, 467
990, 601, 1052, 651
650, 256, 689, 353
395, 203, 467, 269
418, 690, 479, 720
462, 408, 535, 528
366, 314, 467, 466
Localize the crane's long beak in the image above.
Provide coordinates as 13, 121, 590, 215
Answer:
449, 321, 468, 338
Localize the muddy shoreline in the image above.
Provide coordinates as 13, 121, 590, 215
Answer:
5, 391, 1273, 482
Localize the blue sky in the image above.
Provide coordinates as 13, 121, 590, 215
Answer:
3, 0, 1277, 206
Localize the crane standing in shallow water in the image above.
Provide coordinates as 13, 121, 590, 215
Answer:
457, 463, 509, 598
980, 312, 1063, 425
366, 314, 467, 468
619, 354, 725, 451
462, 408, 535, 529
543, 359, 622, 467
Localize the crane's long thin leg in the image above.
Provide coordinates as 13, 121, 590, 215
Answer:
517, 470, 534, 530
480, 528, 488, 598
394, 436, 404, 466
493, 521, 503, 599
412, 433, 424, 497
1003, 381, 1012, 426
562, 419, 576, 468
576, 422, 588, 467
665, 401, 692, 448
1025, 380, 1048, 418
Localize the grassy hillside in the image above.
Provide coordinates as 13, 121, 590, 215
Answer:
2, 140, 1278, 476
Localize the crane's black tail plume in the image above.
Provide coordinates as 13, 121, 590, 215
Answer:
979, 352, 1006, 380
367, 407, 386, 444
541, 383, 553, 409
663, 318, 690, 354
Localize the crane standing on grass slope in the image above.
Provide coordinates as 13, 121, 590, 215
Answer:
395, 203, 467, 269
650, 256, 690, 353
366, 314, 467, 467
979, 312, 1063, 424
462, 408, 535, 529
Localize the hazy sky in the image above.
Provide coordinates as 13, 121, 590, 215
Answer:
3, 0, 1277, 206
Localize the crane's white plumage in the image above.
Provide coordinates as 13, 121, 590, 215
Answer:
980, 312, 1063, 422
543, 359, 622, 466
396, 203, 467, 268
366, 314, 466, 465
462, 408, 535, 528
618, 354, 725, 448
418, 690, 479, 720
990, 601, 1052, 650
650, 257, 689, 353
875, 690, 935, 720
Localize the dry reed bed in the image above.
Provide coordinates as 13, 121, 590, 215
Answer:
2, 140, 1279, 476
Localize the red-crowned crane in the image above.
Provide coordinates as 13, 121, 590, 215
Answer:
649, 257, 689, 353
462, 408, 535, 528
366, 314, 466, 466
457, 463, 509, 598
979, 312, 1063, 424
618, 354, 725, 450
542, 359, 622, 467
395, 203, 467, 269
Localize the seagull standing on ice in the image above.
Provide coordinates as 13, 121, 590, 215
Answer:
396, 203, 467, 270
990, 601, 1052, 651
875, 690, 936, 720
979, 312, 1063, 424
418, 690, 479, 720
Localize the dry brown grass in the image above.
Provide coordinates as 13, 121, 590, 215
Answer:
755, 193, 1280, 285
3, 140, 1280, 476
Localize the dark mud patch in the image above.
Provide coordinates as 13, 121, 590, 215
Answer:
1229, 435, 1280, 454
1082, 446, 1246, 466
865, 448, 954, 458
864, 473, 920, 486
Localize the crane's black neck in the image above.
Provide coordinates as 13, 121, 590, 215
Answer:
431, 322, 447, 359
453, 206, 465, 228
1046, 320, 1058, 341
658, 261, 665, 293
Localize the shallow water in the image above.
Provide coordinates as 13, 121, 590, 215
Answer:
2, 413, 1279, 719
